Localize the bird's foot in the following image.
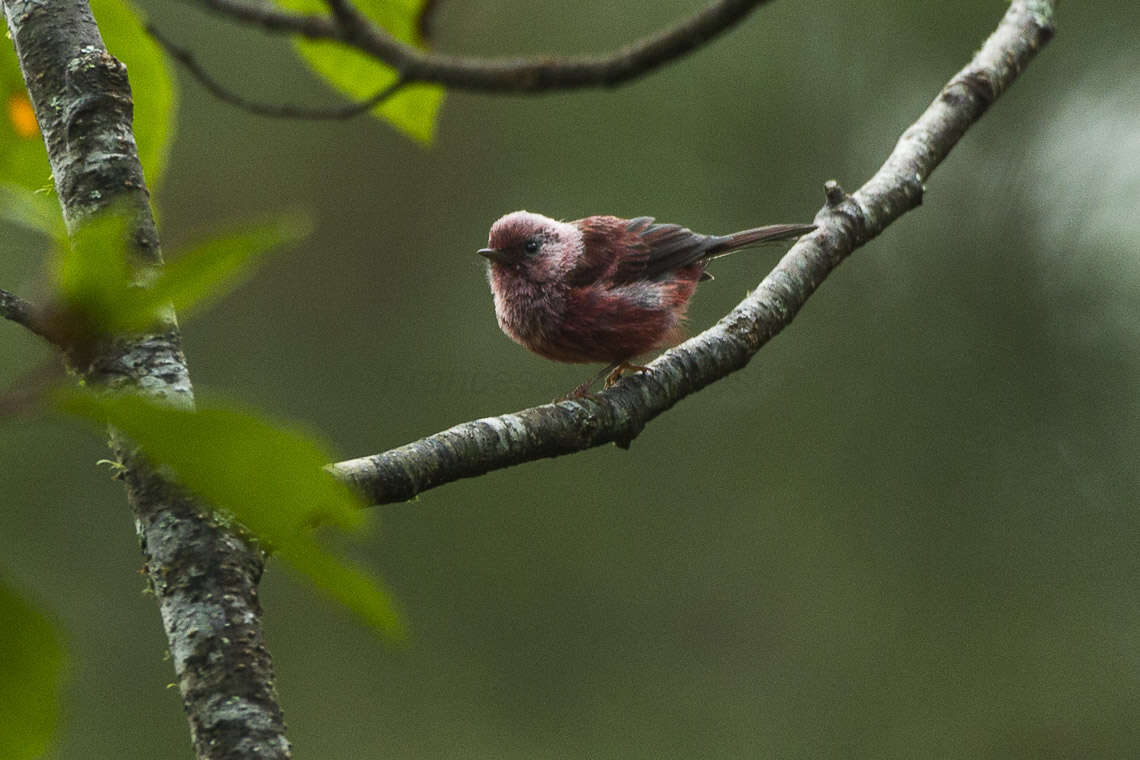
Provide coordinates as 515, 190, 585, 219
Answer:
603, 361, 650, 389
554, 361, 650, 401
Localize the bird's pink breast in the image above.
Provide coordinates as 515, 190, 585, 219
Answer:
516, 270, 701, 364
491, 268, 555, 344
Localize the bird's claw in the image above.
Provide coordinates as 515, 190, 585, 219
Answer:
603, 361, 650, 389
555, 361, 650, 401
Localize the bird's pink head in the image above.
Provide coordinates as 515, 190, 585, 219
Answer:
478, 211, 583, 283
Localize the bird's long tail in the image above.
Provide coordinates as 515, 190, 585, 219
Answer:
711, 223, 816, 257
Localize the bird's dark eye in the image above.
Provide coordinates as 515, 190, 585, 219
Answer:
524, 239, 540, 254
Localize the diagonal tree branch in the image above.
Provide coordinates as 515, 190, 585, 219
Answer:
328, 0, 1058, 507
190, 0, 774, 92
2, 1, 291, 757
0, 287, 46, 338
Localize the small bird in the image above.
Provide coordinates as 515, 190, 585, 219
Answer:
478, 211, 815, 395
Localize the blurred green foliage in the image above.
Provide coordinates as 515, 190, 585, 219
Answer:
0, 34, 52, 192
51, 208, 307, 336
0, 0, 173, 192
0, 581, 64, 760
58, 390, 404, 639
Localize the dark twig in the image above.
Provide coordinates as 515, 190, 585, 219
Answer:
193, 0, 774, 92
0, 288, 45, 337
147, 24, 406, 119
321, 0, 365, 36
328, 0, 1058, 507
0, 288, 67, 348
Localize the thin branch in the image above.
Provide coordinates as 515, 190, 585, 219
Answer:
147, 24, 406, 120
328, 0, 1058, 507
0, 287, 45, 337
321, 0, 362, 35
3, 1, 291, 757
194, 0, 774, 92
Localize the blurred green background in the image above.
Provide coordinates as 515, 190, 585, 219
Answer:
4, 0, 1140, 757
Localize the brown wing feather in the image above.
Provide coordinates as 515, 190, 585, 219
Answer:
637, 222, 816, 280
569, 216, 815, 286
633, 223, 722, 280
571, 216, 716, 284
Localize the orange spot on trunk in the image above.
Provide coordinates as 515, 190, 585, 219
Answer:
7, 93, 39, 138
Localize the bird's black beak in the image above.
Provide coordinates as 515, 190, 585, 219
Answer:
477, 247, 509, 264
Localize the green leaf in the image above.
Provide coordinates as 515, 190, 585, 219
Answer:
49, 208, 306, 336
279, 541, 405, 640
0, 0, 175, 191
113, 214, 310, 332
0, 183, 65, 241
274, 0, 444, 144
52, 206, 133, 332
56, 390, 405, 640
91, 0, 177, 189
0, 580, 66, 760
0, 34, 52, 192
